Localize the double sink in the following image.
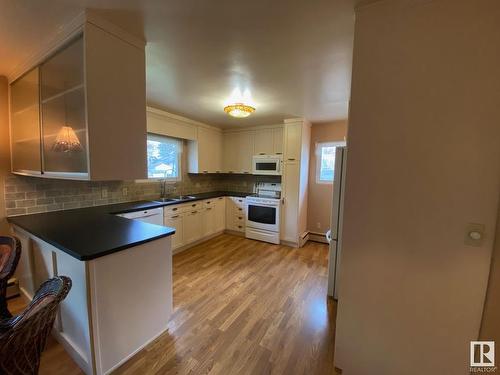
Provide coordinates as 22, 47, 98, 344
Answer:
153, 195, 196, 204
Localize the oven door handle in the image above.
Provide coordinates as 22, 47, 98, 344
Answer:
248, 203, 279, 208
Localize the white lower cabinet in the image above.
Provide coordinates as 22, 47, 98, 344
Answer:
183, 209, 203, 244
214, 197, 226, 232
164, 214, 184, 250
202, 206, 216, 237
163, 196, 244, 252
225, 196, 246, 233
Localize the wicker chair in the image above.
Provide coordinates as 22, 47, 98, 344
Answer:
0, 236, 22, 319
0, 276, 72, 375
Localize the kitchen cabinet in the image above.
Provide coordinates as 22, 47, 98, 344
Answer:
237, 131, 255, 173
283, 121, 302, 161
223, 131, 254, 173
226, 197, 246, 233
10, 68, 41, 175
273, 128, 284, 155
214, 197, 226, 232
254, 127, 284, 155
41, 36, 88, 176
281, 119, 311, 246
164, 214, 184, 250
222, 132, 238, 173
281, 161, 300, 243
9, 19, 147, 180
202, 206, 216, 237
183, 209, 203, 244
188, 126, 223, 173
254, 128, 274, 155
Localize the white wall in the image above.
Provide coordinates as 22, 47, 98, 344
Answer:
307, 121, 347, 234
335, 1, 500, 374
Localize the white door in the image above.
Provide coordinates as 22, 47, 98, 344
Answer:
183, 210, 203, 244
273, 127, 284, 155
164, 214, 184, 250
255, 128, 274, 155
328, 147, 346, 299
237, 131, 255, 173
202, 207, 216, 237
223, 133, 237, 173
283, 122, 301, 161
281, 161, 299, 243
214, 197, 226, 232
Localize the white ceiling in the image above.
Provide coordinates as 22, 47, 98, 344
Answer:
0, 0, 356, 128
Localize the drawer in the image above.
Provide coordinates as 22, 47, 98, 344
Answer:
234, 221, 245, 232
204, 199, 215, 207
187, 201, 202, 210
231, 197, 246, 207
164, 204, 184, 216
234, 212, 245, 222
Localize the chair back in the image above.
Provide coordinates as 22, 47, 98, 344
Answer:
0, 236, 22, 318
0, 276, 72, 375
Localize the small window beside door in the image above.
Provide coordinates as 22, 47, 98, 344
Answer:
147, 133, 182, 180
316, 142, 337, 184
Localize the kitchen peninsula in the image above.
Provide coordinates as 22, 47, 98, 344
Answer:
8, 201, 176, 375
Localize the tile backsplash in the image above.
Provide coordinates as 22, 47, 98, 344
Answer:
4, 173, 280, 216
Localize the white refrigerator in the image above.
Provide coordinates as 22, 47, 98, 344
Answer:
326, 146, 347, 300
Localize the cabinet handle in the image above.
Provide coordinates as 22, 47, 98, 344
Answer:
275, 152, 283, 155
238, 208, 243, 211
281, 197, 285, 205
207, 201, 211, 204
171, 215, 179, 219
259, 153, 265, 155
238, 216, 242, 220
207, 207, 212, 210
288, 158, 295, 161
192, 204, 196, 207
238, 225, 242, 229
192, 211, 197, 214
172, 208, 177, 211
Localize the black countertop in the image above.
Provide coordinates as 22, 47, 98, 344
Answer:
7, 191, 250, 261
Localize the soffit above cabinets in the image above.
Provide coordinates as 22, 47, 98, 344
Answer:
1, 1, 355, 128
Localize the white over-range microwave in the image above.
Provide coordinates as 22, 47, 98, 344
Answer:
252, 155, 282, 175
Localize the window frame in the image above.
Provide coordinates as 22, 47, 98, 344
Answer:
315, 141, 345, 185
145, 133, 183, 182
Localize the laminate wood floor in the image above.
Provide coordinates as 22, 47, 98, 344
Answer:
9, 234, 338, 375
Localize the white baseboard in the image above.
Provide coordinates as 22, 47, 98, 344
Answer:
103, 326, 169, 375
52, 330, 93, 375
308, 232, 329, 244
19, 286, 34, 301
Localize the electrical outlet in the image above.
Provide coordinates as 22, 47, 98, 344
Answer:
122, 187, 128, 196
101, 187, 108, 199
317, 222, 321, 229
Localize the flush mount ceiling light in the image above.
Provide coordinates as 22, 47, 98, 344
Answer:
223, 103, 256, 118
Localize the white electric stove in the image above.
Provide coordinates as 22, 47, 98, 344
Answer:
245, 182, 281, 244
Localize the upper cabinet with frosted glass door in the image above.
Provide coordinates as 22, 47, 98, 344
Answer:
40, 36, 88, 178
9, 16, 148, 181
10, 68, 42, 175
